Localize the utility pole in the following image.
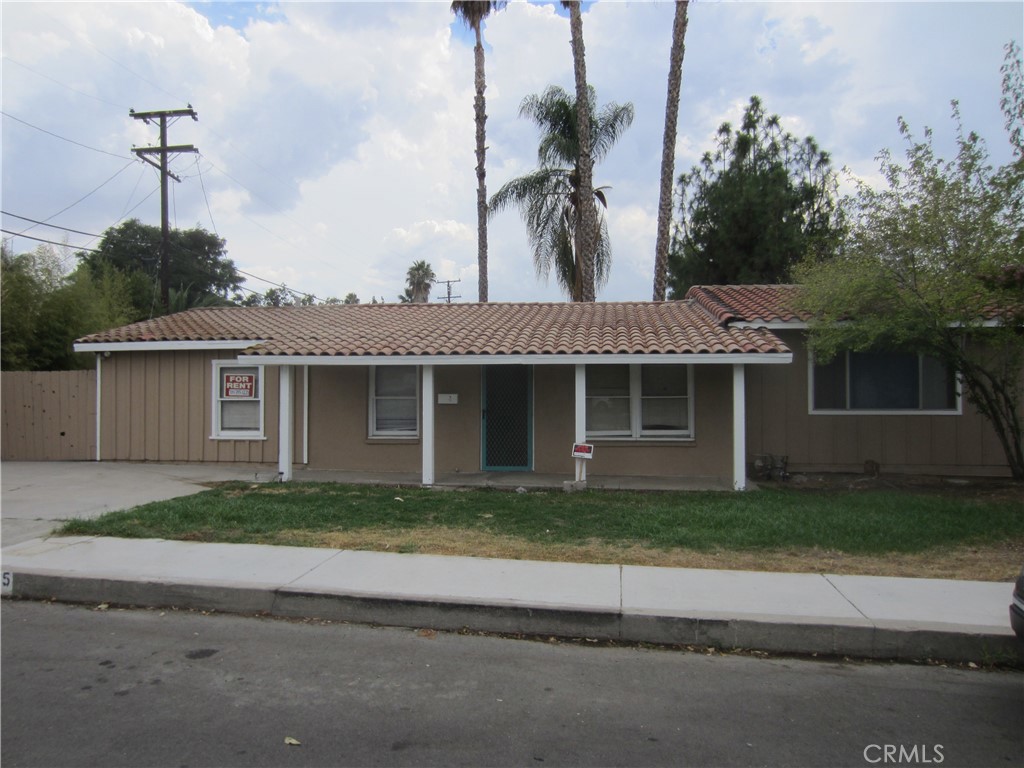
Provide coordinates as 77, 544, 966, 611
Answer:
436, 279, 462, 304
130, 106, 199, 310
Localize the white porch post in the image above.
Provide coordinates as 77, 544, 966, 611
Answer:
422, 364, 435, 486
574, 364, 587, 483
278, 365, 293, 481
732, 363, 747, 491
94, 353, 103, 462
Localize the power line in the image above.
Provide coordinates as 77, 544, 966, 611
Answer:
41, 9, 189, 106
2, 209, 325, 301
6, 160, 140, 242
1, 111, 133, 160
196, 158, 219, 236
235, 269, 318, 301
1, 56, 131, 110
2, 211, 102, 238
1, 229, 99, 253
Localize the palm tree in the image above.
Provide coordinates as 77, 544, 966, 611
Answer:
404, 260, 436, 303
489, 85, 634, 301
451, 1, 506, 304
652, 0, 690, 302
561, 0, 597, 301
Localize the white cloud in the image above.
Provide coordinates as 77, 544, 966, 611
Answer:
2, 0, 1019, 308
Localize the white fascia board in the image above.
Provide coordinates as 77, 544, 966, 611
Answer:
74, 340, 265, 353
240, 352, 794, 367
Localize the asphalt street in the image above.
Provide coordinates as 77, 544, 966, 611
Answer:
2, 600, 1021, 768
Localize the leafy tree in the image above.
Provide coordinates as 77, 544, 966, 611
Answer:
652, 0, 690, 301
489, 85, 634, 300
2, 244, 133, 370
562, 0, 597, 301
796, 43, 1024, 478
343, 292, 360, 305
667, 96, 844, 297
451, 0, 506, 303
238, 286, 341, 307
1, 244, 55, 369
401, 260, 436, 303
78, 219, 241, 320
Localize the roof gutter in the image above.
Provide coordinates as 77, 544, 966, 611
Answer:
238, 352, 794, 367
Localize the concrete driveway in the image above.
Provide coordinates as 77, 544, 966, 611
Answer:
1, 462, 271, 547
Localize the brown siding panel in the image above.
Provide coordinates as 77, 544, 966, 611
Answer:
748, 330, 1015, 477
88, 350, 278, 465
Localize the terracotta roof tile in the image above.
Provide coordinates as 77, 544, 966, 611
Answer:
685, 284, 809, 324
76, 300, 790, 358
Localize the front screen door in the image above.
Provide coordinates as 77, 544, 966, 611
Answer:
482, 366, 533, 471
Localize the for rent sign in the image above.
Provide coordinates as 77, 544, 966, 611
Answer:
223, 373, 256, 399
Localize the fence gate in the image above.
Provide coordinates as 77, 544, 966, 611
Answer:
1, 370, 96, 460
481, 366, 532, 471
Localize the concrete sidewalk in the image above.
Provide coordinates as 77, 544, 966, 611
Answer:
2, 535, 1020, 664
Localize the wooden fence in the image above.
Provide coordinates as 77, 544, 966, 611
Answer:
1, 371, 96, 461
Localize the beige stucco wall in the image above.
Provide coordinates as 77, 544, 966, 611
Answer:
304, 363, 734, 481
580, 365, 734, 482
306, 366, 425, 472
97, 351, 304, 464
745, 330, 1013, 476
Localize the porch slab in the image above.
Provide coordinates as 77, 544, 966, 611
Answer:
292, 468, 734, 492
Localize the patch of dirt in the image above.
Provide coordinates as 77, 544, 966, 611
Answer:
265, 527, 1024, 582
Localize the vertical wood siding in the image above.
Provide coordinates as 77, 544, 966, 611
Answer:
745, 331, 1015, 477
99, 351, 280, 463
1, 370, 97, 460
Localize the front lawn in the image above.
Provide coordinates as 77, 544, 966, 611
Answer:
57, 482, 1024, 580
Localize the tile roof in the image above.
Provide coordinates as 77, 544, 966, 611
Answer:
76, 300, 790, 358
685, 284, 810, 325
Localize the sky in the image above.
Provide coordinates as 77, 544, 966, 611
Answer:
2, 0, 1020, 305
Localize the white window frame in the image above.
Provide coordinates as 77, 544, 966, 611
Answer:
369, 366, 420, 439
211, 361, 266, 440
586, 364, 694, 440
808, 351, 962, 416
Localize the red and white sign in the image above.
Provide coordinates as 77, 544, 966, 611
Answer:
571, 443, 594, 459
223, 373, 256, 399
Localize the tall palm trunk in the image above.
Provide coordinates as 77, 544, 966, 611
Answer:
652, 0, 689, 302
564, 0, 596, 302
452, 1, 505, 302
472, 21, 489, 303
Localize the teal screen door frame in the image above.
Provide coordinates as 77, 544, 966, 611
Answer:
482, 366, 533, 471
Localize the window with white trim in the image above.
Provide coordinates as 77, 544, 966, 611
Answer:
370, 366, 419, 437
811, 351, 958, 413
212, 362, 264, 439
586, 364, 692, 439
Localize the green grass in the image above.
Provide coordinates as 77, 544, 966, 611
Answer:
56, 482, 1024, 555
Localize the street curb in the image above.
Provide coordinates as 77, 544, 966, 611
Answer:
7, 572, 1022, 665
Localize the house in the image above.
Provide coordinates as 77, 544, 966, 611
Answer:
71, 285, 1013, 488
